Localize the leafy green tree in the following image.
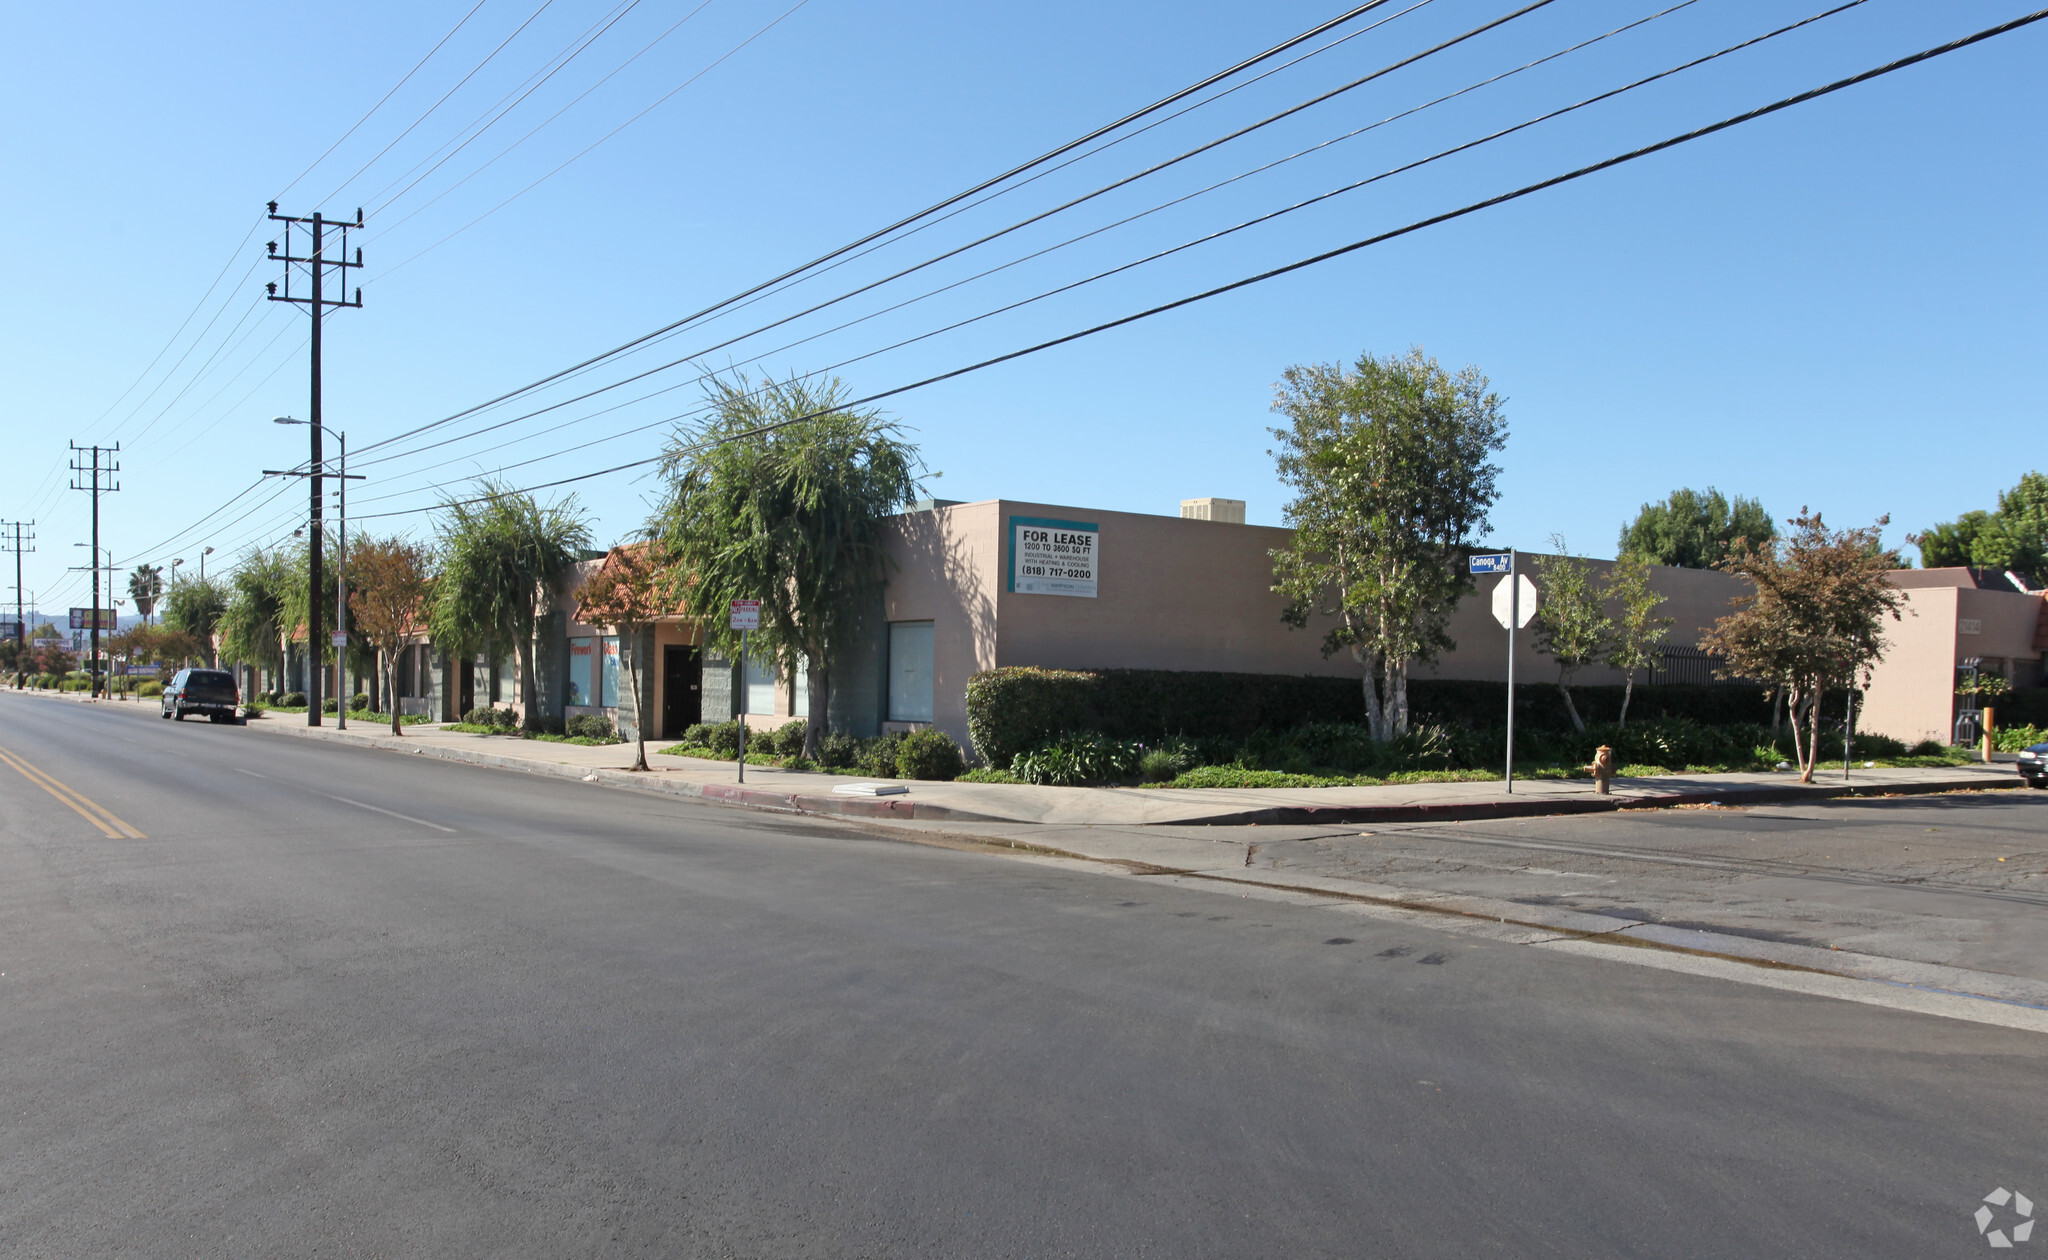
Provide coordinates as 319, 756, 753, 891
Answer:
1913, 472, 2048, 576
1270, 347, 1508, 740
1618, 488, 1774, 569
1701, 510, 1906, 782
127, 564, 164, 624
218, 546, 297, 694
648, 372, 923, 759
1603, 553, 1672, 728
1530, 540, 1609, 733
434, 480, 592, 731
161, 578, 227, 666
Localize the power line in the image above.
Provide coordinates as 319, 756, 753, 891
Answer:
369, 0, 719, 239
274, 0, 498, 202
359, 0, 1640, 476
315, 0, 563, 208
346, 6, 2048, 522
351, 0, 1412, 456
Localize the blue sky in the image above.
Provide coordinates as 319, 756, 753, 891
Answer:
2, 0, 2042, 615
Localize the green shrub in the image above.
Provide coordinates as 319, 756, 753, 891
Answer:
137, 681, 163, 697
321, 696, 339, 713
566, 714, 617, 741
493, 707, 520, 729
856, 733, 904, 779
896, 728, 965, 780
964, 666, 1796, 768
771, 719, 809, 758
1164, 766, 1354, 789
463, 706, 499, 727
282, 691, 307, 708
816, 731, 863, 769
700, 720, 743, 756
1138, 746, 1194, 783
958, 767, 1023, 784
1994, 724, 2048, 753
1011, 733, 1144, 786
681, 722, 717, 747
351, 693, 371, 712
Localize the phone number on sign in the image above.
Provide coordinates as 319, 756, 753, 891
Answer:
1022, 564, 1093, 579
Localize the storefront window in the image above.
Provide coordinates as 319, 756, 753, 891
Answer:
792, 656, 809, 718
567, 638, 593, 706
600, 636, 621, 708
887, 621, 934, 723
744, 650, 776, 715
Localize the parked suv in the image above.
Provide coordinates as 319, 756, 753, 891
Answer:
161, 668, 242, 724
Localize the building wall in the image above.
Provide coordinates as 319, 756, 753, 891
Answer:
1859, 587, 1959, 746
878, 499, 1754, 753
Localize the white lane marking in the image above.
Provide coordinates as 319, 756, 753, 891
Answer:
315, 792, 458, 833
1534, 938, 2048, 1035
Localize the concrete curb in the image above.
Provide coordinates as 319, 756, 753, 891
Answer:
1163, 775, 2028, 825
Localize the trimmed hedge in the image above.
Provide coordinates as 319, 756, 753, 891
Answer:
965, 666, 1798, 768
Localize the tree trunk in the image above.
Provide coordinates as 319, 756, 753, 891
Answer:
804, 651, 830, 760
1353, 644, 1390, 742
386, 656, 403, 736
1558, 678, 1585, 733
516, 633, 540, 732
1770, 687, 1783, 739
1786, 690, 1809, 778
1801, 680, 1822, 783
1618, 673, 1635, 729
1390, 658, 1411, 738
625, 634, 648, 771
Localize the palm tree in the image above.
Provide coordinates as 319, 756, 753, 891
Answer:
433, 479, 591, 731
127, 564, 164, 625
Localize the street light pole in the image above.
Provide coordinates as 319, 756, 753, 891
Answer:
270, 418, 361, 728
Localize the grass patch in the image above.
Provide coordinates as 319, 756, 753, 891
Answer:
958, 767, 1024, 784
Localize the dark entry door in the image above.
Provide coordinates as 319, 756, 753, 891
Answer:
662, 645, 702, 736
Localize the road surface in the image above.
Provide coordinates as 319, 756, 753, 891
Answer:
1, 692, 2039, 1257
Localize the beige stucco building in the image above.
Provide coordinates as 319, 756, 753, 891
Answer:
1857, 568, 2047, 746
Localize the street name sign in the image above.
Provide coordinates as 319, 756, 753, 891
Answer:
728, 599, 761, 631
1469, 553, 1512, 575
1491, 575, 1537, 629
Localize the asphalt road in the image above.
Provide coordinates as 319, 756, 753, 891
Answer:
1, 693, 2041, 1258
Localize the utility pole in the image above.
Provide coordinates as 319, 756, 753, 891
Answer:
69, 443, 119, 698
266, 203, 363, 726
270, 419, 361, 726
0, 521, 32, 646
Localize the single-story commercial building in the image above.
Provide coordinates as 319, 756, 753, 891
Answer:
1858, 568, 2048, 746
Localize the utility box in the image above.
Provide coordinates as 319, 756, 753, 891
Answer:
1180, 497, 1246, 524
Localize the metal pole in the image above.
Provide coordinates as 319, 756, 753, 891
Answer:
335, 429, 347, 730
1844, 678, 1854, 783
737, 626, 747, 783
1505, 549, 1516, 794
307, 213, 325, 728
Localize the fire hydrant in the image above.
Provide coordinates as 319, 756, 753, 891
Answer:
1587, 745, 1616, 795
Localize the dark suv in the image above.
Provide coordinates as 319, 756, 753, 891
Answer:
161, 668, 242, 724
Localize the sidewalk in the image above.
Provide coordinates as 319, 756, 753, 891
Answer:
237, 709, 2022, 826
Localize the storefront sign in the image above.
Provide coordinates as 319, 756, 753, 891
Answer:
1010, 516, 1099, 598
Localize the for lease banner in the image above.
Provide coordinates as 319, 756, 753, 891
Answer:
1010, 516, 1099, 598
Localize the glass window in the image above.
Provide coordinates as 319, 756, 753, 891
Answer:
743, 649, 776, 715
887, 621, 934, 723
792, 656, 809, 718
567, 638, 592, 706
600, 636, 621, 708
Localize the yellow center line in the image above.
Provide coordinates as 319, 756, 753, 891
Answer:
0, 745, 147, 839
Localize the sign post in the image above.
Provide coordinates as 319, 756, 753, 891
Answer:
1472, 553, 1537, 793
729, 600, 761, 782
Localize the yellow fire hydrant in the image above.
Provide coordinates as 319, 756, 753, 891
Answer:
1587, 744, 1616, 795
